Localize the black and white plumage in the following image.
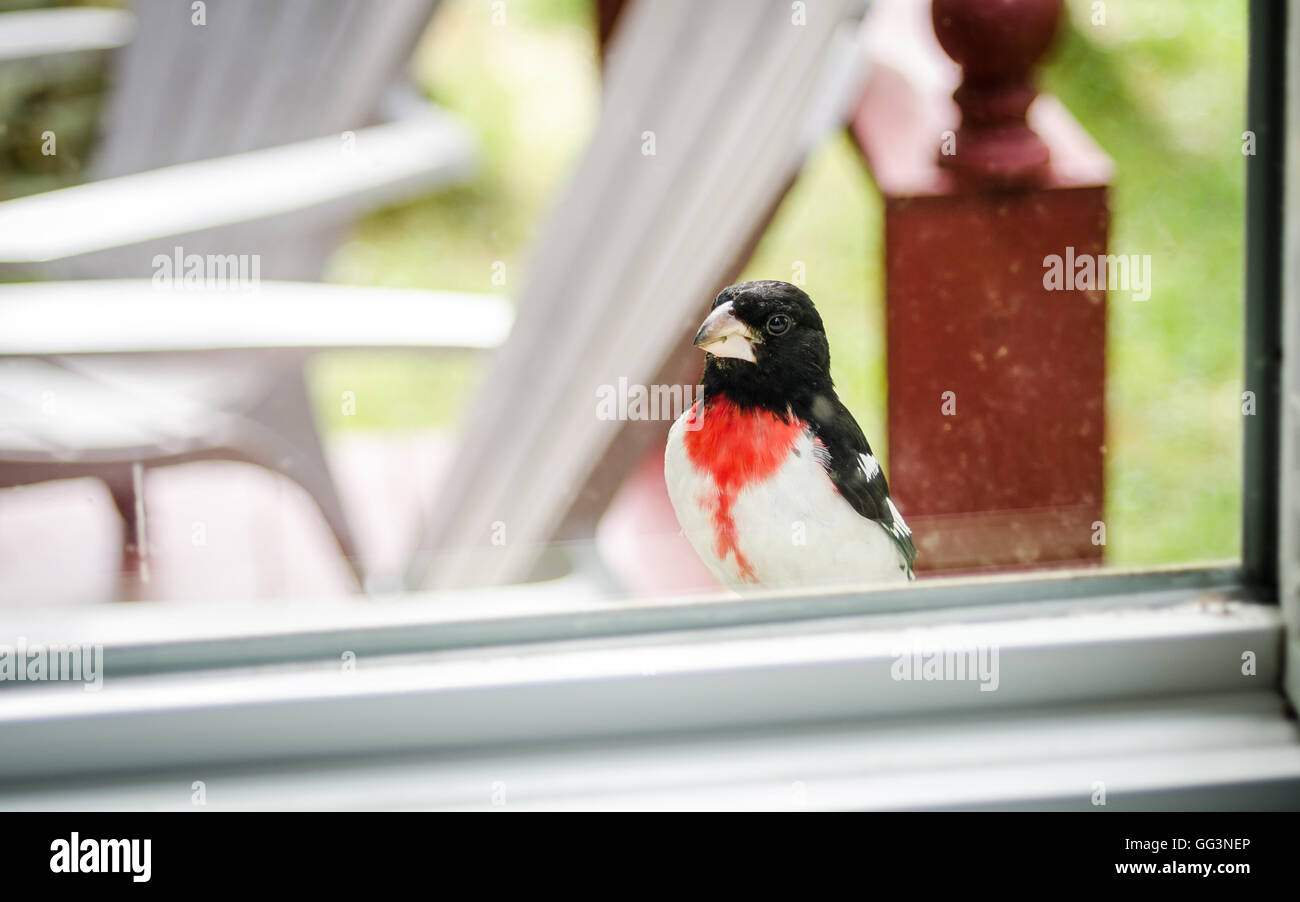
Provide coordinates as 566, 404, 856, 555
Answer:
664, 280, 916, 591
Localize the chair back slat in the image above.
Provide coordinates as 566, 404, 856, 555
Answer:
92, 0, 439, 178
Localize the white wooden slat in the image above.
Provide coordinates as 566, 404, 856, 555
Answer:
170, 0, 277, 165
0, 358, 228, 453
253, 0, 356, 151
313, 0, 441, 138
92, 1, 440, 178
0, 8, 134, 62
93, 0, 203, 178
0, 281, 512, 355
221, 0, 319, 157
0, 111, 476, 263
286, 1, 375, 144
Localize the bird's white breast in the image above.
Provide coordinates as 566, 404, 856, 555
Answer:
665, 411, 910, 593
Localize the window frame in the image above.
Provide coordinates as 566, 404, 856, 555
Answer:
0, 585, 1284, 788
1242, 0, 1286, 599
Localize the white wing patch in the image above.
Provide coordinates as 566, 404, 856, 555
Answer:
859, 452, 881, 480
885, 497, 909, 535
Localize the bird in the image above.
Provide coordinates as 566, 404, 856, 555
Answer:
664, 280, 916, 592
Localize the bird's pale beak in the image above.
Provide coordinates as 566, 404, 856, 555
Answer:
693, 301, 757, 363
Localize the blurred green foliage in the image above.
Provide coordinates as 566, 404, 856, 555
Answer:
1041, 2, 1247, 565
0, 0, 115, 199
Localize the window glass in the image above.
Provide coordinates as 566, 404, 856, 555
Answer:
0, 0, 1248, 617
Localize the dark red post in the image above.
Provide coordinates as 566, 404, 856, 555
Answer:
852, 0, 1113, 572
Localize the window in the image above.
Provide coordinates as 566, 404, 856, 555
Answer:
0, 0, 1294, 811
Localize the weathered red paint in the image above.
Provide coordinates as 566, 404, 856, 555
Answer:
932, 0, 1063, 187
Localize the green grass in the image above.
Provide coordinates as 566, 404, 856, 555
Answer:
317, 0, 1248, 568
1041, 1, 1247, 565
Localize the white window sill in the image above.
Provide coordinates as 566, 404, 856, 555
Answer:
0, 579, 1295, 810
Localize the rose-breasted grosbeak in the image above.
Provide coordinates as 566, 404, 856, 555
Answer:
665, 280, 916, 591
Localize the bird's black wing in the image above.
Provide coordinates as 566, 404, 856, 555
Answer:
804, 393, 917, 575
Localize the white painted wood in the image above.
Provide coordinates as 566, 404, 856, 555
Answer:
0, 356, 247, 452
0, 112, 476, 264
0, 8, 133, 62
0, 281, 512, 355
91, 0, 440, 177
0, 594, 1280, 783
3, 692, 1297, 810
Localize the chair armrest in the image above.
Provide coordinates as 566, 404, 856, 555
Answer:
0, 280, 512, 355
0, 108, 477, 264
0, 8, 134, 63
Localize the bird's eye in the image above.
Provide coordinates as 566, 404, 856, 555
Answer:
765, 314, 792, 336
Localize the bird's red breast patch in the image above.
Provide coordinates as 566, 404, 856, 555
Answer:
682, 395, 804, 582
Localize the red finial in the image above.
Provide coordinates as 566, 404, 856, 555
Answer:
932, 0, 1062, 187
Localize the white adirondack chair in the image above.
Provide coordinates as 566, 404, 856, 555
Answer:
0, 0, 482, 593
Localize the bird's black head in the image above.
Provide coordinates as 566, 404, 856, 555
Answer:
694, 280, 833, 413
